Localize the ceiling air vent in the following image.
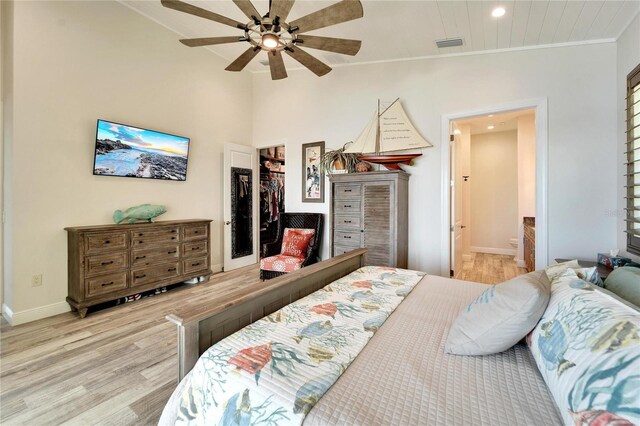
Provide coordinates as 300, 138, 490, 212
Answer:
259, 60, 269, 66
436, 38, 464, 48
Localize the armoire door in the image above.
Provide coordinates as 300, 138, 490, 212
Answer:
362, 181, 394, 266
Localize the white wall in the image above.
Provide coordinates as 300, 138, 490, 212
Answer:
2, 0, 253, 324
517, 114, 536, 264
470, 130, 518, 255
617, 13, 640, 263
252, 42, 618, 274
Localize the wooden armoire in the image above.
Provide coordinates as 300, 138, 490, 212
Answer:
329, 171, 409, 268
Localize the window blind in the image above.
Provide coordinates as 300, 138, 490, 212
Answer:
626, 64, 640, 255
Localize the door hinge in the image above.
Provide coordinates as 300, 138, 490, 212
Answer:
450, 225, 454, 232
449, 134, 454, 142
450, 269, 454, 277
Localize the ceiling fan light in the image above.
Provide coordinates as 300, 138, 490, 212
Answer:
262, 33, 279, 49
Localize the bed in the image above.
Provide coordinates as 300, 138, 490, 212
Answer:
160, 249, 564, 425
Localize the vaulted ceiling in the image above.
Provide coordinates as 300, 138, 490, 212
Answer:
121, 0, 640, 73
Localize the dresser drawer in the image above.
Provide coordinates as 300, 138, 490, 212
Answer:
334, 200, 361, 214
85, 252, 129, 277
334, 230, 362, 246
131, 227, 180, 242
183, 240, 208, 258
85, 272, 128, 298
183, 256, 209, 274
132, 245, 180, 267
334, 184, 361, 199
85, 232, 128, 254
334, 245, 360, 256
184, 225, 208, 241
131, 263, 181, 287
132, 231, 180, 249
334, 215, 361, 230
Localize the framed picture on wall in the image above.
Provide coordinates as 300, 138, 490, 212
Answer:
302, 141, 324, 203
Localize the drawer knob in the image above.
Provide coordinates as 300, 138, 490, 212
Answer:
168, 267, 177, 272
138, 233, 144, 237
138, 241, 143, 244
345, 220, 352, 223
344, 205, 351, 208
101, 281, 114, 287
104, 240, 110, 244
168, 250, 177, 254
192, 262, 200, 267
135, 274, 146, 279
194, 231, 199, 234
171, 230, 177, 233
344, 236, 351, 239
191, 247, 199, 251
101, 261, 114, 266
135, 255, 146, 260
345, 189, 352, 192
171, 236, 177, 240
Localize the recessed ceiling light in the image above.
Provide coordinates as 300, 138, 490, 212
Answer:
453, 129, 462, 135
488, 114, 494, 117
492, 7, 506, 17
487, 125, 495, 130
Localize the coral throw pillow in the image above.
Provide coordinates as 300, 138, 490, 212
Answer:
281, 228, 315, 259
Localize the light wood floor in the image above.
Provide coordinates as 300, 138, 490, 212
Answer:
457, 252, 528, 284
0, 264, 263, 426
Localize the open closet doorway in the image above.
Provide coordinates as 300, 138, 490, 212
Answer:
259, 145, 285, 252
445, 102, 547, 283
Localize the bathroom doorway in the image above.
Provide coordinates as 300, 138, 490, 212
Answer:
446, 103, 544, 283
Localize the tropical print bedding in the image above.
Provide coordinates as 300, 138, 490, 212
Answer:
527, 269, 640, 426
175, 266, 425, 426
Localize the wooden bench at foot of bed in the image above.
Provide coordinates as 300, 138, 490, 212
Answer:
166, 248, 367, 380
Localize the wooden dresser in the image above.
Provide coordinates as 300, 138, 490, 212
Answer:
329, 171, 409, 268
65, 219, 212, 317
523, 217, 535, 272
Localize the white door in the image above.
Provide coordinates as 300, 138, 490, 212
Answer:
451, 132, 464, 278
223, 143, 259, 271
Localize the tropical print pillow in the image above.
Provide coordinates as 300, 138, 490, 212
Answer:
527, 269, 640, 425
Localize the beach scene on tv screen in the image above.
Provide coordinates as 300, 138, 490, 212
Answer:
94, 120, 189, 180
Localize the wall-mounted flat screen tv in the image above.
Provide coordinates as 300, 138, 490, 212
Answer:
93, 119, 190, 181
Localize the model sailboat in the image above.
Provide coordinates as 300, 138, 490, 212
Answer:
345, 99, 432, 170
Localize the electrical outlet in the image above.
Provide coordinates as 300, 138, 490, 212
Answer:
31, 274, 43, 287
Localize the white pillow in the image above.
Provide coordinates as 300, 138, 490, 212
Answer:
445, 271, 550, 356
545, 259, 580, 281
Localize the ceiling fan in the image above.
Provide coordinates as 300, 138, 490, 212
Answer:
161, 0, 363, 80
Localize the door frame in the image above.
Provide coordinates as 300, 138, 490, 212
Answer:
440, 98, 549, 277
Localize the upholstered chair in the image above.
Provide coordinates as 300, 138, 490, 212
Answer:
260, 213, 324, 280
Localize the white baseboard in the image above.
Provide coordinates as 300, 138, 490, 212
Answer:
2, 301, 70, 326
471, 246, 517, 256
516, 259, 527, 268
2, 303, 14, 325
462, 254, 473, 262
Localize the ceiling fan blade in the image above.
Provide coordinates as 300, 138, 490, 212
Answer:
232, 0, 261, 21
295, 35, 361, 56
288, 0, 363, 34
268, 50, 288, 80
269, 0, 295, 22
285, 46, 332, 77
225, 47, 261, 72
179, 36, 243, 47
161, 0, 245, 30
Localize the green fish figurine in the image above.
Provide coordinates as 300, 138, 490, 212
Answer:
590, 320, 640, 353
113, 204, 166, 224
